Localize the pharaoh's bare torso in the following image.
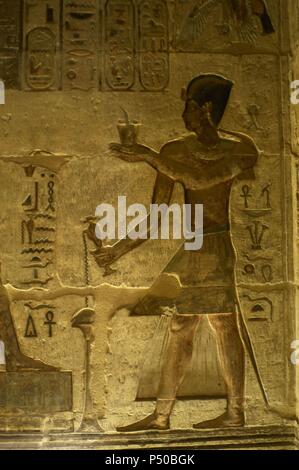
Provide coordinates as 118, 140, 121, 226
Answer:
109, 131, 259, 315
113, 130, 258, 231
88, 129, 259, 275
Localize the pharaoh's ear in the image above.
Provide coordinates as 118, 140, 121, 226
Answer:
202, 101, 213, 116
204, 101, 213, 112
181, 87, 187, 102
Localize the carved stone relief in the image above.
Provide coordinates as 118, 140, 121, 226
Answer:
0, 0, 298, 452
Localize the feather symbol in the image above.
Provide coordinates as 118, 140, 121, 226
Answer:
230, 0, 275, 43
177, 0, 274, 45
178, 0, 220, 43
251, 0, 274, 34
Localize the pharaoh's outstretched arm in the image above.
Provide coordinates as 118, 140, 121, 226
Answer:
109, 143, 159, 163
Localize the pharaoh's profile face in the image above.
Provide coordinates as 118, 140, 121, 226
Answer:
182, 99, 213, 135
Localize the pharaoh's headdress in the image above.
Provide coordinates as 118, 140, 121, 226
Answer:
185, 74, 234, 126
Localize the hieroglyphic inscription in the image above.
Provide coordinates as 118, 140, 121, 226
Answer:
5, 0, 173, 91
20, 167, 58, 337
0, 1, 277, 91
138, 0, 169, 91
23, 0, 61, 90
104, 0, 135, 90
63, 0, 100, 91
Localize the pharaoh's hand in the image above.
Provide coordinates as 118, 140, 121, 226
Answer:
92, 244, 117, 268
84, 220, 101, 247
29, 149, 53, 157
109, 143, 147, 163
81, 215, 98, 224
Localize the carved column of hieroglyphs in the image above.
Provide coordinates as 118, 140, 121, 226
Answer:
0, 0, 21, 89
21, 166, 58, 339
23, 0, 61, 91
104, 0, 136, 90
138, 0, 169, 91
63, 0, 100, 91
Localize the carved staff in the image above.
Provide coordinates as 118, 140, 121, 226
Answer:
235, 294, 269, 405
235, 291, 296, 419
71, 307, 102, 432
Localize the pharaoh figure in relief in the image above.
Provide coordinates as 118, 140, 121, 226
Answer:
2, 0, 294, 446
90, 74, 260, 430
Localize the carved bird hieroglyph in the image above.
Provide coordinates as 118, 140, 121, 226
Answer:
177, 0, 275, 45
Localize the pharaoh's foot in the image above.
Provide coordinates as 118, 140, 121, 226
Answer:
6, 353, 59, 372
117, 413, 169, 432
193, 410, 245, 429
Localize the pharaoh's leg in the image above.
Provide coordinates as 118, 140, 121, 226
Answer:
193, 312, 245, 429
0, 286, 58, 371
117, 314, 201, 432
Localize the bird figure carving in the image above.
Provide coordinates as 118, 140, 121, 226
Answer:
177, 0, 275, 45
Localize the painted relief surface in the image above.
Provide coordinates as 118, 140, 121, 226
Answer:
0, 0, 298, 450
